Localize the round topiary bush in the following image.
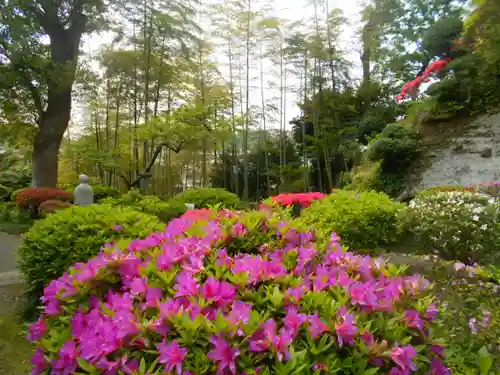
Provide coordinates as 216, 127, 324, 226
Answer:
38, 199, 72, 215
28, 209, 448, 375
367, 123, 421, 173
91, 185, 120, 202
171, 187, 241, 209
299, 190, 406, 248
407, 191, 500, 264
18, 204, 165, 317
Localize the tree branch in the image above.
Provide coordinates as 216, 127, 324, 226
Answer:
16, 65, 44, 123
122, 140, 188, 189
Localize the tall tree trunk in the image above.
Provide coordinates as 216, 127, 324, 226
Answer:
31, 10, 87, 187
325, 0, 336, 90
225, 10, 238, 195
279, 42, 284, 190
242, 0, 251, 201
259, 38, 270, 196
302, 52, 309, 191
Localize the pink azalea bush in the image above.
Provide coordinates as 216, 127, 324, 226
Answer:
29, 209, 449, 375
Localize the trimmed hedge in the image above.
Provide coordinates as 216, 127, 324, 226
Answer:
18, 204, 165, 318
299, 190, 406, 248
170, 187, 241, 209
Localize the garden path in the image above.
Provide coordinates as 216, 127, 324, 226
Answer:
0, 232, 21, 274
0, 232, 23, 314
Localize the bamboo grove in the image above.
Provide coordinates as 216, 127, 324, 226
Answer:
1, 0, 499, 201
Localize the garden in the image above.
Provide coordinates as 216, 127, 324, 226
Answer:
0, 182, 499, 375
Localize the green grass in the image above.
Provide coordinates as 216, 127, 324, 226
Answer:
0, 314, 32, 374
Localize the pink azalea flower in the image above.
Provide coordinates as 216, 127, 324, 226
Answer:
428, 359, 451, 375
390, 345, 417, 371
307, 313, 328, 338
216, 249, 232, 267
228, 301, 252, 324
145, 287, 163, 308
207, 336, 240, 375
129, 277, 148, 295
249, 319, 277, 352
201, 277, 236, 305
336, 314, 358, 346
389, 368, 411, 375
157, 340, 188, 374
31, 348, 47, 375
273, 327, 294, 361
349, 282, 378, 311
425, 303, 439, 320
174, 272, 199, 298
27, 317, 47, 342
360, 331, 374, 346
283, 308, 307, 336
51, 340, 78, 375
403, 310, 424, 329
430, 344, 445, 359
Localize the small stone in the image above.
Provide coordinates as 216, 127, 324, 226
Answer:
480, 148, 492, 158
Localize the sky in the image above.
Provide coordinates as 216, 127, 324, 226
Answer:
80, 0, 363, 131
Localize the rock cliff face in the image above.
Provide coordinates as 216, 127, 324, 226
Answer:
414, 112, 500, 189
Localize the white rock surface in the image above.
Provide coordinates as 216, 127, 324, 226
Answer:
418, 112, 500, 188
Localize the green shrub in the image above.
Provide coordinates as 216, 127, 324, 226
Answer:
92, 185, 120, 202
299, 190, 405, 248
416, 185, 473, 198
431, 263, 500, 374
102, 189, 187, 223
368, 123, 421, 173
18, 204, 164, 318
0, 184, 11, 200
0, 165, 31, 190
38, 199, 72, 215
407, 191, 500, 264
0, 201, 32, 224
171, 187, 241, 208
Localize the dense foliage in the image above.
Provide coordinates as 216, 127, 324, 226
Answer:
102, 189, 188, 223
416, 185, 474, 197
18, 204, 165, 317
0, 183, 10, 200
28, 209, 447, 375
299, 190, 405, 248
0, 165, 31, 190
434, 263, 500, 374
170, 188, 241, 209
91, 185, 120, 203
38, 199, 72, 215
407, 191, 500, 264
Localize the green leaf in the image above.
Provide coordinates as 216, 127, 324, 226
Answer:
477, 346, 493, 375
77, 358, 96, 373
361, 368, 379, 375
139, 357, 146, 374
